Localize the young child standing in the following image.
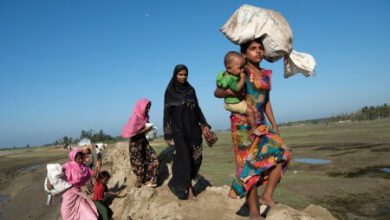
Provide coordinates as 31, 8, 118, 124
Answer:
92, 170, 116, 220
82, 146, 95, 194
216, 51, 261, 136
122, 98, 159, 188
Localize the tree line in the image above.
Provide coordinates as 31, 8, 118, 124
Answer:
280, 103, 390, 126
52, 129, 121, 146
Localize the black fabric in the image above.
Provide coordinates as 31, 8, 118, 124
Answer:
163, 64, 208, 140
167, 122, 203, 200
164, 64, 197, 108
163, 64, 208, 199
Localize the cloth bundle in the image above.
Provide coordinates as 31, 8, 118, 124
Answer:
44, 163, 72, 195
221, 4, 316, 78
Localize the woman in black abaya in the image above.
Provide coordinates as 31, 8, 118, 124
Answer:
163, 64, 212, 200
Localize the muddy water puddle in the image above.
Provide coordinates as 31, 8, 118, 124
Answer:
0, 194, 10, 203
380, 168, 390, 173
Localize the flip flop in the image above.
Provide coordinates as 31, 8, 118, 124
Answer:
235, 202, 249, 216
236, 201, 275, 217
259, 204, 272, 218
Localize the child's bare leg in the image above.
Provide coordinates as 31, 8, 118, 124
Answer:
247, 107, 261, 136
260, 163, 282, 207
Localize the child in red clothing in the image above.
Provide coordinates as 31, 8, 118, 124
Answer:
93, 171, 117, 220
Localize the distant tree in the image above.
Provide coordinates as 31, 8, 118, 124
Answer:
26, 144, 30, 148
324, 103, 389, 123
80, 130, 86, 139
80, 129, 113, 142
62, 136, 72, 145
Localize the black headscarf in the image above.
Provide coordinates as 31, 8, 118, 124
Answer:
164, 64, 197, 107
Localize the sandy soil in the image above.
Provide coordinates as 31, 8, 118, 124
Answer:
104, 142, 336, 220
0, 148, 67, 220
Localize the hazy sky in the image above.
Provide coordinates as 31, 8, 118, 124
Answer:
1, 0, 389, 148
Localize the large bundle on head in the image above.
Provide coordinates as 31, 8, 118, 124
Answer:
221, 4, 316, 78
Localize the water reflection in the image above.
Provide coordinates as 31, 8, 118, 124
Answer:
0, 194, 10, 203
380, 168, 390, 173
293, 158, 332, 165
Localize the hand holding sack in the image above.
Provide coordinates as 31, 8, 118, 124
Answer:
145, 122, 158, 141
201, 125, 218, 148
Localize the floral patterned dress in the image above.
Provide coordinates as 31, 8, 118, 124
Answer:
228, 68, 292, 199
129, 133, 159, 186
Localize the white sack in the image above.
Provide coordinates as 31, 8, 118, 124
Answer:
145, 123, 158, 141
44, 163, 72, 195
221, 4, 316, 78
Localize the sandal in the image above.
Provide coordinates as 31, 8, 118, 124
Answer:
236, 202, 249, 216
235, 201, 274, 217
259, 204, 272, 218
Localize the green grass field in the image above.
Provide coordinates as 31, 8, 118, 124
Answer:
150, 118, 390, 186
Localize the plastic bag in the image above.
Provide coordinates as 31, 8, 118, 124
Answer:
145, 123, 158, 141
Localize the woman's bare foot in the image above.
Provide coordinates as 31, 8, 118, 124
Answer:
249, 213, 265, 220
145, 181, 157, 188
259, 196, 276, 208
187, 186, 197, 200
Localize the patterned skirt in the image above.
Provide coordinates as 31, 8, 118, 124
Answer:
228, 114, 292, 199
129, 135, 159, 186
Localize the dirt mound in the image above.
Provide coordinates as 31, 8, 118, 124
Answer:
103, 142, 337, 220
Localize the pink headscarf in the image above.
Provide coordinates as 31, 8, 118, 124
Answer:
121, 98, 151, 138
62, 148, 93, 187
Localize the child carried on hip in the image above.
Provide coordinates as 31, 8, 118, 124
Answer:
216, 51, 260, 136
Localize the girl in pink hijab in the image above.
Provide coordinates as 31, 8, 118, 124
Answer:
61, 148, 98, 220
122, 98, 159, 187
